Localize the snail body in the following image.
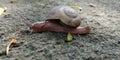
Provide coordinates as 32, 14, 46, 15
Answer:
21, 6, 91, 34
28, 21, 90, 34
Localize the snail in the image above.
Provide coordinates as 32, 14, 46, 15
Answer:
21, 6, 91, 34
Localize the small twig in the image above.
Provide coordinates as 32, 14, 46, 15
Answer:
6, 38, 18, 55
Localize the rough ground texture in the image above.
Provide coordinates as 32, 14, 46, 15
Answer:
0, 0, 120, 60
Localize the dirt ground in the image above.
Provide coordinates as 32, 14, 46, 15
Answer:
0, 0, 120, 60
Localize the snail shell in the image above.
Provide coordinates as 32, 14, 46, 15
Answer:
47, 6, 81, 27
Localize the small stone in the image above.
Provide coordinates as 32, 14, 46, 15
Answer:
10, 0, 17, 3
4, 14, 11, 18
0, 32, 4, 37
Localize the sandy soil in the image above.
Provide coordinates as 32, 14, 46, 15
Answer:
0, 0, 120, 60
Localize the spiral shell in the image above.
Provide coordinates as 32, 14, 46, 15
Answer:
47, 6, 81, 27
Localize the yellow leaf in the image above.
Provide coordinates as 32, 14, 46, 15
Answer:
0, 7, 7, 16
36, 2, 51, 8
67, 32, 73, 41
70, 6, 82, 10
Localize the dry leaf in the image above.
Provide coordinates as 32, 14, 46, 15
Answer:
67, 32, 73, 42
6, 38, 18, 55
70, 6, 82, 11
89, 3, 96, 7
94, 13, 105, 16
